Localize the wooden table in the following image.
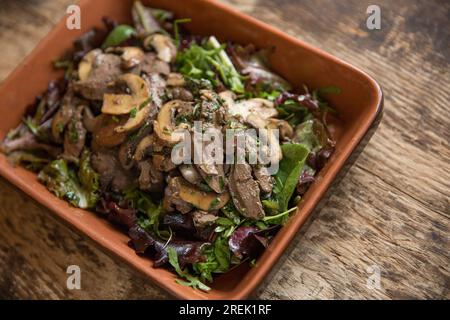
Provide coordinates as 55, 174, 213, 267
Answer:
0, 0, 448, 299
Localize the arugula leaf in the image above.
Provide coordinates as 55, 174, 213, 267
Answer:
214, 236, 231, 271
206, 36, 244, 93
192, 246, 219, 283
176, 36, 244, 93
221, 202, 242, 225
167, 247, 211, 291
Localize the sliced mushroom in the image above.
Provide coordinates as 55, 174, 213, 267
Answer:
153, 100, 192, 145
114, 105, 151, 133
107, 47, 145, 69
179, 164, 203, 186
134, 135, 154, 161
228, 98, 277, 121
78, 49, 102, 81
166, 177, 230, 212
102, 73, 150, 115
218, 90, 236, 107
140, 52, 170, 76
178, 178, 230, 212
166, 73, 186, 87
267, 118, 294, 141
229, 162, 265, 220
246, 113, 267, 129
260, 126, 283, 164
144, 34, 177, 63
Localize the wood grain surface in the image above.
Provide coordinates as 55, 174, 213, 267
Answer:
0, 0, 448, 300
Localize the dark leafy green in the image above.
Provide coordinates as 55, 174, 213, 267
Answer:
38, 159, 92, 208
78, 149, 100, 208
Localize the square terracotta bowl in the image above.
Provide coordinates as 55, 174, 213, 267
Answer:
0, 0, 383, 299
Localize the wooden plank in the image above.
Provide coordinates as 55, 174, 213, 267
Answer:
0, 0, 448, 299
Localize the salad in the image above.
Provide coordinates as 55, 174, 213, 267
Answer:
0, 1, 338, 291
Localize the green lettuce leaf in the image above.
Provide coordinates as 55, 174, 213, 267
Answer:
272, 144, 310, 215
38, 159, 90, 209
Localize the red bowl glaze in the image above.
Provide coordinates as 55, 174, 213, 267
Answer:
0, 0, 383, 299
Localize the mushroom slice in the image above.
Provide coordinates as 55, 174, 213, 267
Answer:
114, 105, 151, 133
154, 100, 192, 145
173, 177, 230, 212
78, 49, 102, 81
134, 135, 154, 161
179, 164, 203, 186
108, 47, 145, 69
144, 34, 177, 63
218, 90, 236, 107
242, 114, 283, 164
102, 73, 150, 115
246, 113, 267, 129
228, 98, 277, 121
267, 118, 294, 140
166, 73, 186, 87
